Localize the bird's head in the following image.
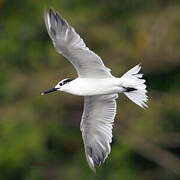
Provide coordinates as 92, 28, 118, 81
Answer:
41, 78, 74, 95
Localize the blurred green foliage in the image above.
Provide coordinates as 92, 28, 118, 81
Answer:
0, 0, 180, 179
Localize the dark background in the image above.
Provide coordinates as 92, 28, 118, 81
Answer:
0, 0, 180, 179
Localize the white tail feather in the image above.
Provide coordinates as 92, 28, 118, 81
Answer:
120, 64, 148, 108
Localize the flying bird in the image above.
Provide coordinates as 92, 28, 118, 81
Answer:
42, 9, 148, 172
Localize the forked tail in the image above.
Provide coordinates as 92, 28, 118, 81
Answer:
120, 64, 148, 108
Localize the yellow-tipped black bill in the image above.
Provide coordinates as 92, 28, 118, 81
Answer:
41, 87, 58, 95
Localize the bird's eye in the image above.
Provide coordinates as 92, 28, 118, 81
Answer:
59, 83, 63, 86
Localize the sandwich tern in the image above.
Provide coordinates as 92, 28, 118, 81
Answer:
42, 9, 148, 172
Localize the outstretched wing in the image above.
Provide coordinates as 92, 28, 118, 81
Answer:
44, 9, 112, 78
80, 94, 118, 171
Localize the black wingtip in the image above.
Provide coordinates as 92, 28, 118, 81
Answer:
49, 8, 55, 18
49, 8, 54, 14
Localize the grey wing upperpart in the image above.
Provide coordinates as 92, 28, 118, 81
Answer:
44, 9, 112, 78
80, 94, 118, 171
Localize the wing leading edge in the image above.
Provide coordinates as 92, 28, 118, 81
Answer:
44, 9, 112, 78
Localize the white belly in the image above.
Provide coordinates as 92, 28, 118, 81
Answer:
61, 77, 123, 96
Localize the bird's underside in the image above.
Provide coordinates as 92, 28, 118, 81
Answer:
44, 8, 148, 172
